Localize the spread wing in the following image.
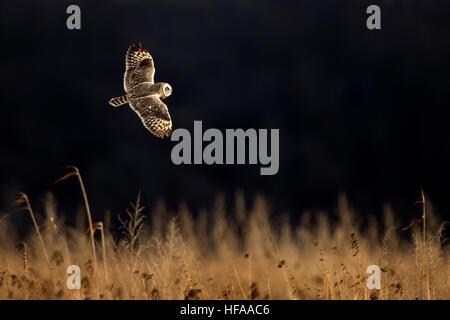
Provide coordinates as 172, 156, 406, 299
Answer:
124, 43, 155, 93
129, 96, 172, 138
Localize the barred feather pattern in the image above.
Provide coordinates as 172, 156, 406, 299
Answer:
130, 95, 172, 138
124, 43, 155, 93
109, 95, 128, 107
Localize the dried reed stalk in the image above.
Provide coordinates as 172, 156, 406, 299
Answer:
16, 242, 29, 299
420, 189, 430, 300
17, 193, 51, 269
55, 166, 99, 299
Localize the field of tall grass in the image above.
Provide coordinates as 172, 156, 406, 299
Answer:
0, 168, 448, 300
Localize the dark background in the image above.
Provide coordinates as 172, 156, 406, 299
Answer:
1, 0, 450, 225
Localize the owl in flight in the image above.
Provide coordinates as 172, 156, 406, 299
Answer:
109, 43, 173, 138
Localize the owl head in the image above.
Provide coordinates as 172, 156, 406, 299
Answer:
157, 82, 172, 99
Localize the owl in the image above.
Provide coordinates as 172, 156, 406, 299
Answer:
109, 43, 173, 138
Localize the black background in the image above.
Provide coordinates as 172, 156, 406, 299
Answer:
1, 0, 450, 225
0, 300, 445, 319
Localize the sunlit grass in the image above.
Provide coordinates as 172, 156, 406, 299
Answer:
0, 170, 448, 300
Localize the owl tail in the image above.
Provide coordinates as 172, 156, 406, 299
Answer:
109, 95, 128, 107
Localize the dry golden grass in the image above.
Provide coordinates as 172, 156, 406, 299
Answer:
0, 172, 448, 300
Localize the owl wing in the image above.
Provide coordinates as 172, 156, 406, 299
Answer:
129, 95, 172, 138
124, 43, 155, 93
